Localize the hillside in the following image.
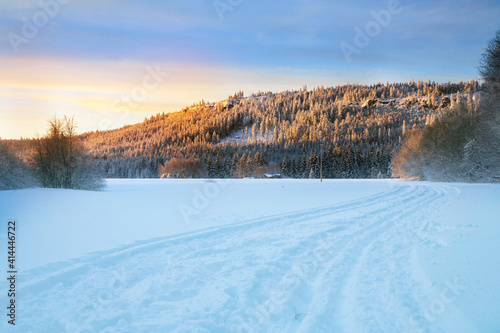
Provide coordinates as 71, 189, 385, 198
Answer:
80, 80, 480, 179
2, 81, 480, 180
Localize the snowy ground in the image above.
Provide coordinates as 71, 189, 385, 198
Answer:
0, 179, 498, 332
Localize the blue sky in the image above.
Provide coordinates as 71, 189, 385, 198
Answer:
0, 0, 499, 138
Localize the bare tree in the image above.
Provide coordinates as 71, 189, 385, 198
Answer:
28, 116, 104, 190
479, 29, 500, 92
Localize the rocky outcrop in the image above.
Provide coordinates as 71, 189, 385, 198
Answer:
362, 95, 457, 110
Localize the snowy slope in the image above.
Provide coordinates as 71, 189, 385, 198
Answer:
0, 180, 498, 332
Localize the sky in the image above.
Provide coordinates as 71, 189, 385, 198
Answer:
0, 0, 499, 139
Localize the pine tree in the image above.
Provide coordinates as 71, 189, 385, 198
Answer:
300, 154, 307, 178
308, 151, 318, 178
281, 156, 289, 177
215, 154, 222, 178
254, 152, 264, 167
290, 159, 297, 178
206, 157, 214, 178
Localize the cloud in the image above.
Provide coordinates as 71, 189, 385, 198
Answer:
1, 0, 498, 70
0, 57, 348, 138
1, 0, 498, 138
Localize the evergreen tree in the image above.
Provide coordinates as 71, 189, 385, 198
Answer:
281, 156, 289, 177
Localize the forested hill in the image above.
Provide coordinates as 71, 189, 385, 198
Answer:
81, 80, 481, 179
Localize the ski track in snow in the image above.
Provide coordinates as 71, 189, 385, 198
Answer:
3, 182, 463, 332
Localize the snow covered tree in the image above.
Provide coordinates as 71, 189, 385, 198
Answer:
281, 156, 289, 177
0, 141, 37, 190
206, 157, 215, 178
308, 151, 318, 178
254, 152, 264, 167
463, 30, 500, 181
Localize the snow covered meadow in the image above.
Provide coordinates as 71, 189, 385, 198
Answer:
0, 179, 499, 332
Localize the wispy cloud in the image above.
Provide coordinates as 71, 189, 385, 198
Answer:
0, 0, 498, 138
0, 57, 354, 138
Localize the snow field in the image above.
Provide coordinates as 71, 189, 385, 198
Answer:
0, 180, 498, 332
